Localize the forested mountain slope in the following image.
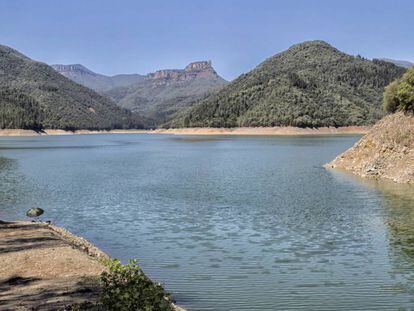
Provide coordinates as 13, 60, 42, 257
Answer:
167, 41, 406, 128
0, 44, 145, 130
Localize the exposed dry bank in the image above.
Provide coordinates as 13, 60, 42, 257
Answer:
152, 126, 369, 136
326, 112, 414, 183
0, 221, 108, 310
0, 129, 147, 136
0, 126, 369, 137
0, 221, 184, 310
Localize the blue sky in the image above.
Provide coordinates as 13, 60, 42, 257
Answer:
0, 0, 413, 80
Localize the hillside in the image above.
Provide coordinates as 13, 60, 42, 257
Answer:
105, 61, 227, 125
379, 58, 413, 69
326, 66, 414, 183
326, 112, 414, 183
0, 44, 145, 130
52, 64, 144, 92
166, 41, 405, 128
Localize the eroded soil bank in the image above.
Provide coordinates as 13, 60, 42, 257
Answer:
326, 112, 414, 183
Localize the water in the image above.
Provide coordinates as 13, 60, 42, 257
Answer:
1, 134, 414, 310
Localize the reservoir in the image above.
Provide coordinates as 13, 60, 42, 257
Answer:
1, 134, 414, 310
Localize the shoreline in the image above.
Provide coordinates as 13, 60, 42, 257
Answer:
0, 220, 108, 309
151, 126, 369, 136
0, 126, 369, 137
0, 220, 184, 310
0, 129, 148, 137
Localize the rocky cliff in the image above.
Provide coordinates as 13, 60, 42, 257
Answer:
105, 61, 227, 125
326, 112, 414, 183
146, 61, 219, 83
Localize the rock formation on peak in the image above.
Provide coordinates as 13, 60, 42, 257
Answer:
104, 61, 227, 125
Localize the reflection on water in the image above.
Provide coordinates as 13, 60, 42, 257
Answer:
329, 170, 414, 296
1, 134, 414, 310
0, 157, 22, 210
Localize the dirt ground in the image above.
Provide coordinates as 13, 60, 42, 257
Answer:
0, 221, 108, 310
151, 125, 369, 136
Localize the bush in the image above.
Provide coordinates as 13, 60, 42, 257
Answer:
100, 259, 174, 311
383, 80, 401, 113
384, 67, 414, 113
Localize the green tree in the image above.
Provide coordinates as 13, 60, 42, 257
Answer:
383, 66, 414, 113
383, 80, 401, 113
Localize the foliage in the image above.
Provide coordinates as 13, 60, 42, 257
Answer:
383, 80, 401, 113
0, 88, 42, 129
0, 44, 145, 130
65, 259, 174, 311
383, 66, 414, 113
166, 41, 406, 128
100, 259, 174, 311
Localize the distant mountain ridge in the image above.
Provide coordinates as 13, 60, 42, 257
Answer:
167, 40, 406, 128
378, 58, 413, 69
104, 61, 228, 125
52, 64, 144, 92
0, 44, 145, 130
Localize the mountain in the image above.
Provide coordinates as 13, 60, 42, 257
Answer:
166, 41, 406, 128
104, 61, 227, 125
0, 44, 145, 130
379, 58, 413, 69
52, 64, 144, 92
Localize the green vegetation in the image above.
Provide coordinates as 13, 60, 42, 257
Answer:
0, 88, 42, 129
100, 259, 173, 311
68, 259, 174, 311
166, 41, 406, 128
384, 66, 414, 113
0, 44, 145, 130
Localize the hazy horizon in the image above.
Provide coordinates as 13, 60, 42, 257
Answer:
1, 0, 413, 80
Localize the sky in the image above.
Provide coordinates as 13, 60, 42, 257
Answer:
0, 0, 413, 80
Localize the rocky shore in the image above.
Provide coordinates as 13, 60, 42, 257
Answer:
326, 112, 414, 183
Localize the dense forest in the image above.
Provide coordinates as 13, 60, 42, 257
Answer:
0, 44, 145, 130
166, 41, 406, 128
0, 88, 42, 129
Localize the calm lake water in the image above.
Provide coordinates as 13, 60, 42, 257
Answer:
1, 134, 414, 310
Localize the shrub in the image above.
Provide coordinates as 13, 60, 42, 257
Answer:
383, 80, 401, 113
100, 259, 174, 311
383, 67, 414, 113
